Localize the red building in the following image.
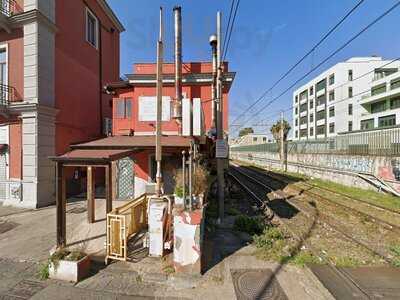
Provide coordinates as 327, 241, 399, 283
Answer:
64, 61, 235, 198
0, 0, 124, 208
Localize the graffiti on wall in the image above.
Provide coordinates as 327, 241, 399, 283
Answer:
298, 155, 373, 174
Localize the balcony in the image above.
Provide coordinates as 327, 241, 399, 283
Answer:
0, 83, 15, 106
0, 0, 23, 32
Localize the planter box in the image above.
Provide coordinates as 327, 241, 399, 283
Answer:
49, 255, 90, 282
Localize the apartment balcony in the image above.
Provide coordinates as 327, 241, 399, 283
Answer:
0, 0, 23, 32
300, 110, 307, 117
316, 119, 325, 126
316, 103, 325, 112
359, 72, 400, 106
316, 89, 325, 97
300, 123, 307, 130
0, 83, 15, 107
300, 98, 307, 105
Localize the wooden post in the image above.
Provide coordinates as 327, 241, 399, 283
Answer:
111, 161, 117, 202
87, 166, 95, 223
56, 162, 66, 248
105, 164, 112, 213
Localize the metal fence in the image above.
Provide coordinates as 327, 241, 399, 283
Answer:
0, 0, 21, 17
0, 83, 14, 106
230, 127, 400, 156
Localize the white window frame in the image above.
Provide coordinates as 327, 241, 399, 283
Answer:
0, 43, 9, 86
85, 7, 99, 49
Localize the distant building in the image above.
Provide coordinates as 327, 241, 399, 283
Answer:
230, 133, 272, 147
292, 56, 400, 140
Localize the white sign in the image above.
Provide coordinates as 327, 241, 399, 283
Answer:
138, 96, 171, 121
216, 139, 228, 158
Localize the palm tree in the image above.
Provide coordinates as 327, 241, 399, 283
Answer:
270, 119, 291, 159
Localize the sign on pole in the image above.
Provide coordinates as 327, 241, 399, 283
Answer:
216, 139, 228, 158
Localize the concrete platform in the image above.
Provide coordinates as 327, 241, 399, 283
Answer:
310, 265, 400, 300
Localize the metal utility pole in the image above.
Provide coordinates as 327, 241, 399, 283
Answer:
280, 111, 287, 172
210, 34, 217, 130
173, 6, 182, 131
216, 11, 225, 222
155, 7, 164, 197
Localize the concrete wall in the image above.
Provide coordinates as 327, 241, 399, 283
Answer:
231, 151, 400, 192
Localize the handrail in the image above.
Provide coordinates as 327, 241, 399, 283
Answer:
0, 83, 15, 106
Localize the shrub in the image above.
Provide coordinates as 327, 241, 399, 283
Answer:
233, 215, 264, 235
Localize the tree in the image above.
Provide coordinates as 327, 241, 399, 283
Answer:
270, 119, 291, 142
238, 127, 254, 137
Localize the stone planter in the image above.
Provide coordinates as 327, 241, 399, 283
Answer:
49, 255, 90, 282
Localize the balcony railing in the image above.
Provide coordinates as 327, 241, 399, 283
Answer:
0, 83, 15, 106
0, 0, 22, 17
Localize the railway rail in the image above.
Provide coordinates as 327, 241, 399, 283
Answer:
234, 161, 400, 231
228, 163, 394, 265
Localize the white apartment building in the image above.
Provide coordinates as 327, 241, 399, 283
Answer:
292, 56, 400, 140
230, 133, 272, 147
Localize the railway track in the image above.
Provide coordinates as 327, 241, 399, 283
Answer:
228, 163, 394, 265
235, 162, 400, 231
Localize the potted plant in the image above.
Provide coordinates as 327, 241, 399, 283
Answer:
174, 185, 185, 206
48, 248, 91, 282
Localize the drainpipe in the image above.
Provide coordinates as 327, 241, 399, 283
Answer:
173, 6, 182, 133
99, 20, 103, 136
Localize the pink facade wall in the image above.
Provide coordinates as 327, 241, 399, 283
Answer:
55, 0, 120, 155
113, 62, 230, 136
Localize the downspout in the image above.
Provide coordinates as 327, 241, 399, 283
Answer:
173, 6, 182, 133
99, 20, 103, 136
210, 34, 217, 131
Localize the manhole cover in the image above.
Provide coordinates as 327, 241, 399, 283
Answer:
4, 280, 46, 299
231, 269, 288, 300
0, 220, 19, 234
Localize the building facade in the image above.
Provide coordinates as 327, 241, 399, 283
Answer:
230, 133, 271, 147
0, 0, 123, 208
63, 61, 236, 198
292, 57, 400, 140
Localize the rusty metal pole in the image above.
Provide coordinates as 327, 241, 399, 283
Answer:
155, 7, 164, 197
210, 34, 218, 131
188, 150, 193, 211
173, 6, 182, 132
182, 150, 186, 209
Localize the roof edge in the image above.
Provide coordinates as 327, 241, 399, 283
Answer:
97, 0, 125, 32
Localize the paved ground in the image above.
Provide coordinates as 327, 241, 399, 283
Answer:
0, 202, 333, 299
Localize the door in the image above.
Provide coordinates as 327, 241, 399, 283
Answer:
116, 157, 134, 200
0, 125, 8, 201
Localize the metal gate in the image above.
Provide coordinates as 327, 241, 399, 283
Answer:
116, 157, 134, 200
0, 154, 6, 200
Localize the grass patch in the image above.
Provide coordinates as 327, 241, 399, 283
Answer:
389, 244, 400, 267
162, 265, 175, 274
289, 251, 321, 267
253, 226, 289, 262
334, 256, 361, 267
310, 178, 400, 213
226, 207, 241, 216
233, 215, 264, 235
38, 262, 49, 280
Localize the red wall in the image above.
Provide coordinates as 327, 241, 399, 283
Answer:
0, 29, 24, 101
55, 0, 120, 154
113, 62, 230, 135
9, 122, 22, 179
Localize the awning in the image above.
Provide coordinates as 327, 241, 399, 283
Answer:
70, 135, 194, 150
49, 149, 134, 163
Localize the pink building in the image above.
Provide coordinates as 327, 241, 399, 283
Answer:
0, 0, 124, 208
59, 61, 235, 199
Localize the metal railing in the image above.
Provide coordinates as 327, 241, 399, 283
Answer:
0, 83, 14, 106
230, 127, 400, 156
0, 0, 21, 17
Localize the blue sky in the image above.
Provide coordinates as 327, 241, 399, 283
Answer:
107, 0, 400, 137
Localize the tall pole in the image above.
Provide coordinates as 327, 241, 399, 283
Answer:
210, 34, 218, 130
216, 11, 225, 222
155, 7, 164, 197
280, 111, 286, 172
173, 6, 182, 131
